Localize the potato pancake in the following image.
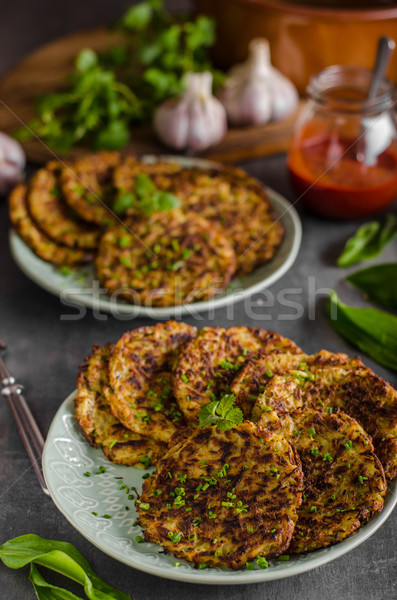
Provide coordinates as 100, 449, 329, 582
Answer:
9, 184, 93, 266
174, 327, 301, 425
254, 407, 386, 553
249, 350, 397, 480
61, 151, 120, 225
113, 157, 283, 276
113, 156, 184, 198
108, 322, 196, 443
28, 163, 100, 249
95, 210, 236, 306
75, 344, 167, 467
169, 166, 283, 276
231, 350, 358, 419
136, 421, 303, 569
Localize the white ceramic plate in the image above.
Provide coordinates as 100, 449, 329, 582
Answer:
9, 157, 301, 318
43, 392, 397, 585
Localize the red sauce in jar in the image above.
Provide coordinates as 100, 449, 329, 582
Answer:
288, 134, 397, 219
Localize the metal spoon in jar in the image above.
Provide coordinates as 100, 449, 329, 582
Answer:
356, 36, 395, 164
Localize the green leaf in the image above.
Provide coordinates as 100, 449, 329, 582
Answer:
184, 16, 215, 51
143, 68, 181, 97
94, 120, 130, 150
113, 192, 136, 215
347, 263, 397, 308
327, 291, 397, 371
0, 534, 132, 600
75, 49, 98, 72
153, 191, 180, 212
29, 564, 84, 600
337, 222, 380, 267
337, 214, 397, 267
122, 3, 153, 30
199, 394, 244, 431
135, 173, 156, 198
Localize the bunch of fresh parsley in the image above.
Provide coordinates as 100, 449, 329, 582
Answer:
16, 0, 224, 151
16, 48, 141, 152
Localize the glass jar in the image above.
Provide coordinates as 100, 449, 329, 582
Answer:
287, 65, 397, 219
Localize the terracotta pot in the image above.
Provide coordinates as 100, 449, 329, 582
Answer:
195, 0, 397, 93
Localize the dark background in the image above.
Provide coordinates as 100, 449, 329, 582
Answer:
1, 2, 397, 599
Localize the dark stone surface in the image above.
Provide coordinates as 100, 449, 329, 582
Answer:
0, 2, 397, 598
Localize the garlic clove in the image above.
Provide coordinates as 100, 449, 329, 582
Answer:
268, 70, 300, 121
153, 72, 227, 152
221, 80, 273, 127
0, 132, 25, 196
220, 38, 299, 127
154, 100, 190, 150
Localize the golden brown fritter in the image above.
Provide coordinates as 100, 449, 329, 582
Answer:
136, 421, 303, 569
95, 210, 236, 307
113, 157, 283, 276
61, 151, 120, 225
231, 350, 355, 419
75, 344, 167, 467
169, 166, 283, 276
113, 156, 184, 198
249, 350, 397, 480
28, 163, 100, 249
173, 327, 301, 425
9, 184, 93, 266
254, 407, 386, 554
108, 322, 196, 443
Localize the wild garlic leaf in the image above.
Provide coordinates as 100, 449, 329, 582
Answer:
327, 291, 397, 371
199, 394, 243, 431
337, 214, 397, 267
29, 564, 83, 600
337, 222, 380, 267
347, 263, 397, 308
0, 534, 132, 600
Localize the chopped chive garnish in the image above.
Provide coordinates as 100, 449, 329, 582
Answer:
257, 556, 269, 569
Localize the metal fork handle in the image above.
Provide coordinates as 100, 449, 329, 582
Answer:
5, 391, 50, 496
0, 348, 50, 497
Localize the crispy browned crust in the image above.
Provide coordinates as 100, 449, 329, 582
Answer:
137, 421, 303, 569
108, 321, 197, 443
230, 349, 304, 419
113, 157, 284, 276
61, 151, 121, 225
113, 156, 185, 196
28, 164, 100, 249
9, 184, 94, 266
75, 343, 167, 467
249, 350, 397, 480
254, 407, 386, 554
173, 327, 301, 424
95, 210, 236, 307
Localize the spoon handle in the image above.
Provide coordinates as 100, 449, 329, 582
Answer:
368, 36, 395, 101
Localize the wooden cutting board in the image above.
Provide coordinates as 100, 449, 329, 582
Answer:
0, 27, 303, 165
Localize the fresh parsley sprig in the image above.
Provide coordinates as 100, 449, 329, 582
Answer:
198, 394, 243, 431
113, 173, 180, 216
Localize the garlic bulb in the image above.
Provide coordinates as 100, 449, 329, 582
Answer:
220, 39, 299, 126
0, 132, 25, 195
153, 72, 227, 152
